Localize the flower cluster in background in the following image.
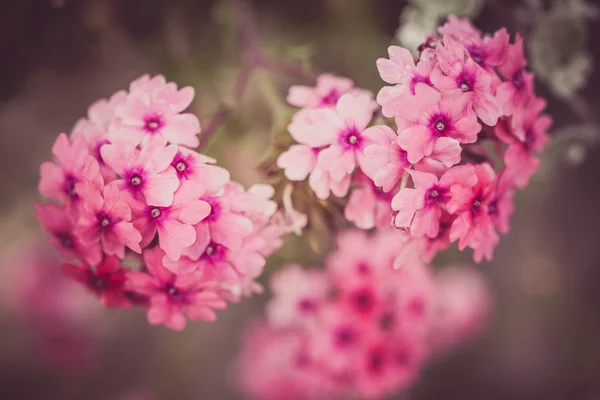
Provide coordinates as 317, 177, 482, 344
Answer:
36, 75, 289, 330
277, 15, 552, 263
234, 230, 490, 400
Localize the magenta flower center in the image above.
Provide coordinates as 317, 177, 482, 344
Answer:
205, 244, 215, 255
176, 161, 186, 172
334, 326, 358, 348
203, 198, 221, 222
57, 232, 74, 249
367, 349, 385, 374
350, 288, 375, 314
143, 113, 165, 134
130, 175, 142, 186
321, 89, 341, 106
100, 217, 111, 227
467, 45, 485, 66
340, 127, 363, 150
298, 298, 318, 313
379, 313, 394, 331
151, 208, 161, 218
409, 75, 432, 95
63, 174, 79, 199
430, 114, 452, 137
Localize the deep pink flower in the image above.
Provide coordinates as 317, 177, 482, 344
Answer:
362, 125, 462, 192
487, 171, 515, 234
63, 256, 131, 308
432, 35, 503, 125
496, 34, 534, 116
74, 182, 142, 259
130, 180, 210, 261
392, 166, 477, 238
447, 163, 499, 261
395, 84, 481, 163
110, 74, 200, 147
376, 46, 436, 117
266, 264, 330, 329
36, 202, 102, 266
287, 73, 370, 109
39, 133, 103, 207
171, 146, 230, 194
438, 15, 509, 71
495, 96, 552, 187
101, 136, 179, 207
127, 248, 226, 330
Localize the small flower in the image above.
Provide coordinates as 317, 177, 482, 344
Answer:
101, 136, 180, 207
396, 84, 481, 163
171, 146, 230, 195
63, 256, 131, 308
130, 180, 211, 261
74, 182, 142, 259
496, 34, 535, 116
432, 34, 503, 125
127, 248, 226, 331
276, 144, 319, 181
266, 265, 329, 329
39, 133, 103, 207
287, 73, 369, 109
344, 174, 394, 230
392, 166, 477, 238
438, 15, 509, 71
36, 202, 102, 266
110, 74, 200, 147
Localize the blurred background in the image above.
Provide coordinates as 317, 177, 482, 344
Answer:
1, 0, 600, 399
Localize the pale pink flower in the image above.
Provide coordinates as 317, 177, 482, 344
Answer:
36, 203, 102, 266
429, 266, 492, 354
310, 93, 375, 181
276, 144, 319, 181
101, 136, 179, 207
344, 175, 394, 230
447, 163, 498, 261
287, 73, 369, 109
171, 146, 230, 194
63, 256, 131, 308
376, 46, 436, 117
308, 162, 352, 200
130, 180, 210, 261
110, 74, 200, 147
496, 34, 534, 116
266, 265, 329, 329
395, 84, 481, 163
74, 182, 142, 259
127, 247, 226, 330
39, 133, 103, 206
438, 15, 509, 70
432, 35, 503, 125
392, 166, 477, 238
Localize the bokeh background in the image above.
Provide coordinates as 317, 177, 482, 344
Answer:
1, 0, 600, 399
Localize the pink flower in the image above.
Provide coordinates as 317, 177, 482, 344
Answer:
309, 93, 375, 181
39, 133, 103, 206
447, 163, 499, 262
110, 74, 200, 147
432, 35, 503, 125
63, 256, 131, 308
395, 84, 481, 163
74, 182, 142, 259
171, 146, 230, 194
438, 15, 509, 70
376, 46, 436, 117
36, 202, 102, 266
101, 136, 179, 207
392, 166, 477, 238
183, 185, 254, 260
344, 175, 394, 230
266, 265, 329, 329
287, 73, 369, 109
362, 125, 462, 192
496, 34, 534, 116
276, 144, 319, 181
488, 172, 515, 234
130, 180, 210, 261
308, 161, 352, 200
495, 96, 552, 187
127, 248, 226, 331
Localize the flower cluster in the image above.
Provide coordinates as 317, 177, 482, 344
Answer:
36, 75, 285, 330
278, 16, 552, 262
234, 230, 491, 400
278, 74, 392, 230
366, 16, 552, 262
